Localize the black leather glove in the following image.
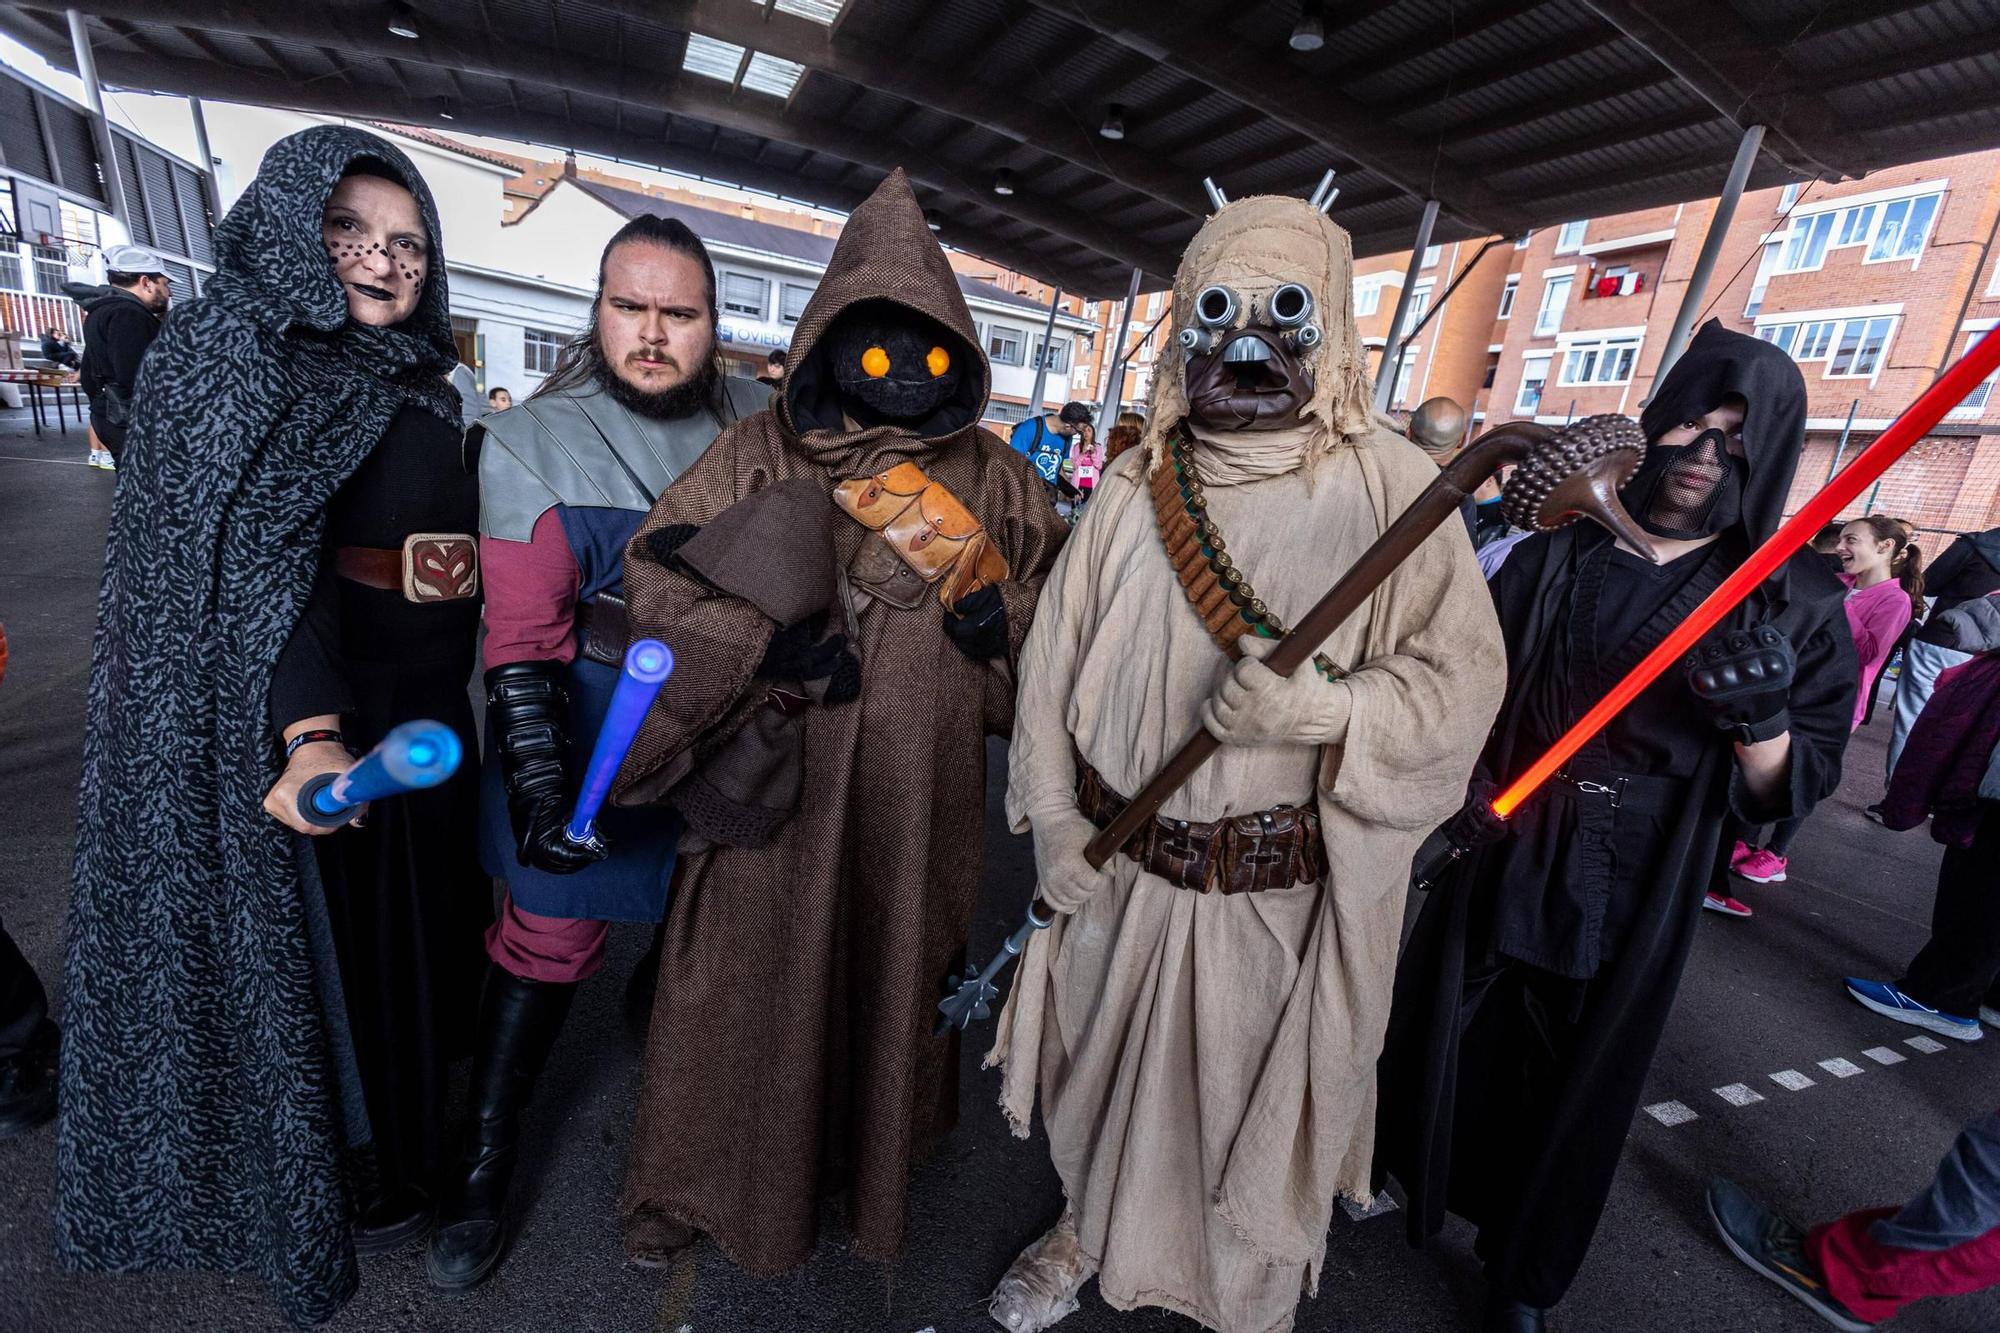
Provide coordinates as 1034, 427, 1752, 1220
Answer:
485, 661, 608, 874
756, 614, 862, 703
944, 584, 1009, 662
1442, 778, 1510, 852
1685, 624, 1795, 744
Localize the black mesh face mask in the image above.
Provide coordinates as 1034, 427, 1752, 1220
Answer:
1623, 427, 1748, 540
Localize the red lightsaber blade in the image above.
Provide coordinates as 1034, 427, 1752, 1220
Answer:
1489, 323, 2000, 820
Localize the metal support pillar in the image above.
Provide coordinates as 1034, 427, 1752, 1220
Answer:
1651, 123, 1765, 389
1098, 268, 1142, 426
1026, 286, 1064, 421
67, 9, 131, 232
187, 95, 224, 221
1823, 398, 1859, 483
1373, 199, 1439, 411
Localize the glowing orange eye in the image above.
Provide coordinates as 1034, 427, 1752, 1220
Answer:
926, 346, 950, 377
861, 346, 891, 378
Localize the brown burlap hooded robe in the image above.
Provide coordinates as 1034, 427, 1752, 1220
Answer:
987, 196, 1507, 1332
612, 169, 1068, 1272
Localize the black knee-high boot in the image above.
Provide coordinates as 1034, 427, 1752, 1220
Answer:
427, 966, 575, 1290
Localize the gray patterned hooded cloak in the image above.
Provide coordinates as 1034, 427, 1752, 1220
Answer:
58, 125, 459, 1326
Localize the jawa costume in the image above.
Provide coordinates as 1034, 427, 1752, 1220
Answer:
610, 170, 1067, 1271
424, 355, 769, 1288
1374, 322, 1860, 1330
60, 128, 479, 1325
985, 195, 1507, 1333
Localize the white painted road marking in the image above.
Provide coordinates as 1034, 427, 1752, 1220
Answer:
1863, 1046, 1907, 1066
1819, 1057, 1866, 1078
1340, 1193, 1400, 1222
1645, 1100, 1699, 1126
1905, 1036, 1948, 1054
1714, 1083, 1765, 1107
1769, 1069, 1816, 1091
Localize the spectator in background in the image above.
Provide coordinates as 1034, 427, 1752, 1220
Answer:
1009, 399, 1091, 492
1066, 416, 1105, 500
1102, 409, 1144, 467
1842, 590, 2000, 1041
486, 385, 512, 413
65, 243, 170, 471
1708, 1103, 2000, 1332
757, 346, 786, 386
40, 326, 80, 370
1713, 515, 1922, 913
0, 619, 58, 1146
1872, 523, 2000, 821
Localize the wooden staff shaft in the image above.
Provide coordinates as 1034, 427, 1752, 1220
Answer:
1083, 430, 1539, 869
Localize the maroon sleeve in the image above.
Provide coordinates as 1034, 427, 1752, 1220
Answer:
481, 506, 582, 669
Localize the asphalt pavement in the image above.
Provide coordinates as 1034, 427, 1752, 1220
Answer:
2, 404, 1996, 1332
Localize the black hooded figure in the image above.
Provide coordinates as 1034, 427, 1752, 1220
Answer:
1373, 322, 1859, 1331
59, 126, 489, 1326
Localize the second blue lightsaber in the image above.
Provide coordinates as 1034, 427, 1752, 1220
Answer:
297, 720, 463, 829
565, 638, 675, 847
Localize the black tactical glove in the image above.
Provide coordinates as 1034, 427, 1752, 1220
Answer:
1442, 777, 1510, 852
756, 614, 862, 703
944, 584, 1009, 662
485, 660, 608, 874
1685, 624, 1795, 744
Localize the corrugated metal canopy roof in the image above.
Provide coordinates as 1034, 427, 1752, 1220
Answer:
2, 0, 1996, 297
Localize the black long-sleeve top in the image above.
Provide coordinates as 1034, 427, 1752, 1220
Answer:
270, 403, 479, 730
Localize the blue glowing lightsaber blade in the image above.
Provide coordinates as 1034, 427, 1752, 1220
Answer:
296, 720, 464, 829
565, 638, 674, 847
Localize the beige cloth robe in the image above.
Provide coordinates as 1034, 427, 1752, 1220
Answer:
988, 428, 1506, 1333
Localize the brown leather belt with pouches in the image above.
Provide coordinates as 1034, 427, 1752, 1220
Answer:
1074, 752, 1326, 894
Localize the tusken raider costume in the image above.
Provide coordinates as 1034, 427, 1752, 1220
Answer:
426, 214, 771, 1290
984, 193, 1507, 1333
609, 170, 1068, 1274
1374, 321, 1860, 1331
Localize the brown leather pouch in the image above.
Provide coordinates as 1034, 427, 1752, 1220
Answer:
576, 593, 630, 667
832, 462, 930, 529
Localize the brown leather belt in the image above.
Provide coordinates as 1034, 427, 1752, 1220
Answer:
333, 533, 478, 603
1074, 752, 1325, 895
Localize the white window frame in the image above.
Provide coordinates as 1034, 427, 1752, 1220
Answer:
0, 244, 23, 293
1534, 274, 1571, 336
1775, 185, 1944, 274
1421, 244, 1442, 268
1554, 220, 1587, 253
1514, 352, 1552, 415
719, 270, 768, 319
523, 326, 564, 376
1515, 230, 1532, 249
1402, 279, 1433, 336
1744, 240, 1781, 318
1556, 333, 1641, 387
1756, 306, 1900, 382
1863, 194, 1941, 266
1033, 335, 1072, 374
1777, 181, 1801, 213
1949, 323, 1998, 418
986, 323, 1025, 367
1497, 274, 1519, 320
29, 243, 66, 296
779, 282, 812, 324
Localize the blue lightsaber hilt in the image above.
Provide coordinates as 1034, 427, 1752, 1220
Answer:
296, 720, 463, 830
564, 638, 674, 847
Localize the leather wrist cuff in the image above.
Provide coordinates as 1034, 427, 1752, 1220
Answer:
1730, 707, 1791, 746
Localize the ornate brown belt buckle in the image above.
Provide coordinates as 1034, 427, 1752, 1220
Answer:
401, 532, 479, 603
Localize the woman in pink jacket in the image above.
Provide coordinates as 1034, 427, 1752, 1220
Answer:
1718, 516, 1924, 899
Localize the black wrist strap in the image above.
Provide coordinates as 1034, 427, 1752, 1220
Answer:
286, 728, 346, 759
1730, 708, 1791, 746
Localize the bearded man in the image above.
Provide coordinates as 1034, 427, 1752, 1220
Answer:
984, 194, 1507, 1333
426, 214, 769, 1290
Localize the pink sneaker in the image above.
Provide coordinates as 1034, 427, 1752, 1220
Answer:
1704, 892, 1753, 917
1736, 849, 1788, 884
1729, 838, 1755, 870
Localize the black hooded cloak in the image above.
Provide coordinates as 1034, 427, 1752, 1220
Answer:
59, 126, 463, 1326
1374, 322, 1859, 1307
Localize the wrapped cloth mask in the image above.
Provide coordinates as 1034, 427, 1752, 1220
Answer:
826, 300, 962, 425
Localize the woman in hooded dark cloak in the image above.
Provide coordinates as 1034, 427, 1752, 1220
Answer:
58, 125, 488, 1326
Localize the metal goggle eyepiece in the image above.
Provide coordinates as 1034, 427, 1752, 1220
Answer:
1266, 283, 1313, 328
1195, 284, 1240, 329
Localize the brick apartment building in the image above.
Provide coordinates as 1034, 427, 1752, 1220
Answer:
1362, 148, 2000, 544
